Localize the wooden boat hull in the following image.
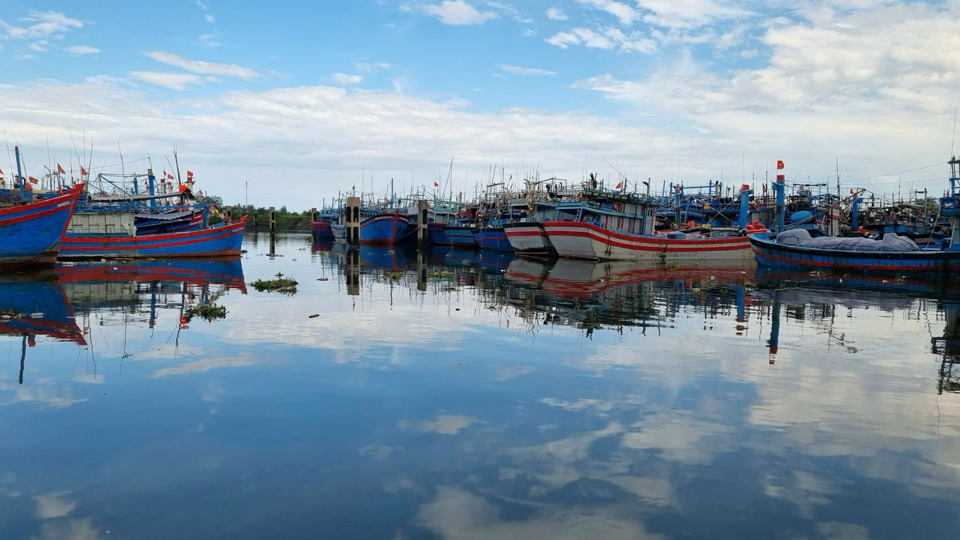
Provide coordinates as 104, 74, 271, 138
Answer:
136, 209, 204, 235
543, 221, 754, 263
0, 185, 84, 267
444, 226, 477, 247
359, 212, 410, 246
503, 222, 555, 257
473, 227, 514, 252
59, 217, 246, 260
749, 233, 960, 273
428, 222, 450, 245
311, 219, 334, 241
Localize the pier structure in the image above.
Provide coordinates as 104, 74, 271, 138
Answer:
346, 196, 361, 244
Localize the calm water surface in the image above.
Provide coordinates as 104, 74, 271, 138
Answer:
2, 232, 960, 539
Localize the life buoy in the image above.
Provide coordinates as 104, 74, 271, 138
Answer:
613, 201, 623, 212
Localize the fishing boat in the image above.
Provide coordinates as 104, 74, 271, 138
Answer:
749, 158, 960, 273
474, 227, 513, 251
136, 208, 205, 235
443, 224, 477, 247
58, 169, 246, 260
311, 208, 337, 241
331, 208, 411, 246
60, 216, 246, 260
542, 185, 759, 264
0, 148, 84, 267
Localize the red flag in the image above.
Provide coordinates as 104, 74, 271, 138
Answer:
616, 182, 622, 189
434, 182, 439, 187
0, 167, 4, 178
776, 160, 784, 170
80, 166, 88, 176
28, 176, 38, 184
57, 163, 66, 174
187, 170, 194, 178
167, 173, 175, 180
776, 174, 785, 181
163, 170, 167, 178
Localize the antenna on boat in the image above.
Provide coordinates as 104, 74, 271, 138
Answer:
173, 144, 182, 187
952, 105, 958, 156
118, 139, 126, 184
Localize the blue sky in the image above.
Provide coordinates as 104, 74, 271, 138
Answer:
1, 1, 959, 207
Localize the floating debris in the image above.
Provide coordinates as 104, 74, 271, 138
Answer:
185, 304, 228, 322
252, 273, 299, 294
309, 314, 319, 318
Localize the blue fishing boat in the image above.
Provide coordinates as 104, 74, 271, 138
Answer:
474, 227, 513, 252
0, 168, 84, 268
428, 222, 450, 245
750, 158, 960, 273
359, 210, 411, 245
60, 216, 246, 259
311, 208, 337, 241
444, 224, 477, 247
136, 208, 205, 235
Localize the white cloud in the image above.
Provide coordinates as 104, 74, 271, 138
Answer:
354, 62, 391, 73
636, 0, 753, 29
333, 72, 364, 85
546, 6, 568, 21
65, 45, 100, 55
546, 27, 656, 53
577, 0, 638, 26
0, 11, 82, 40
500, 64, 558, 76
423, 0, 498, 25
29, 40, 48, 52
129, 71, 204, 90
142, 50, 258, 79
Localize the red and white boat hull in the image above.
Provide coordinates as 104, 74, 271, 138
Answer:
503, 223, 554, 256
542, 221, 754, 263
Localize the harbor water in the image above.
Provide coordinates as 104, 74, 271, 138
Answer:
3, 232, 960, 538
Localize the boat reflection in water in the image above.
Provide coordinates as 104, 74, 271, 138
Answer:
56, 259, 246, 327
0, 275, 87, 384
2, 259, 246, 378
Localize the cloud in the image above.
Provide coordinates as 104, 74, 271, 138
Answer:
65, 45, 100, 55
635, 0, 753, 29
29, 40, 48, 52
499, 64, 557, 76
404, 414, 477, 434
0, 11, 82, 40
546, 27, 656, 53
354, 62, 390, 73
577, 0, 638, 26
416, 486, 665, 540
333, 72, 364, 85
33, 492, 76, 520
142, 50, 258, 78
151, 354, 256, 377
546, 6, 568, 21
129, 71, 204, 90
423, 0, 498, 25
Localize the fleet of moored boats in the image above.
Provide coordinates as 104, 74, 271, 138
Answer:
313, 157, 960, 275
5, 142, 960, 276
